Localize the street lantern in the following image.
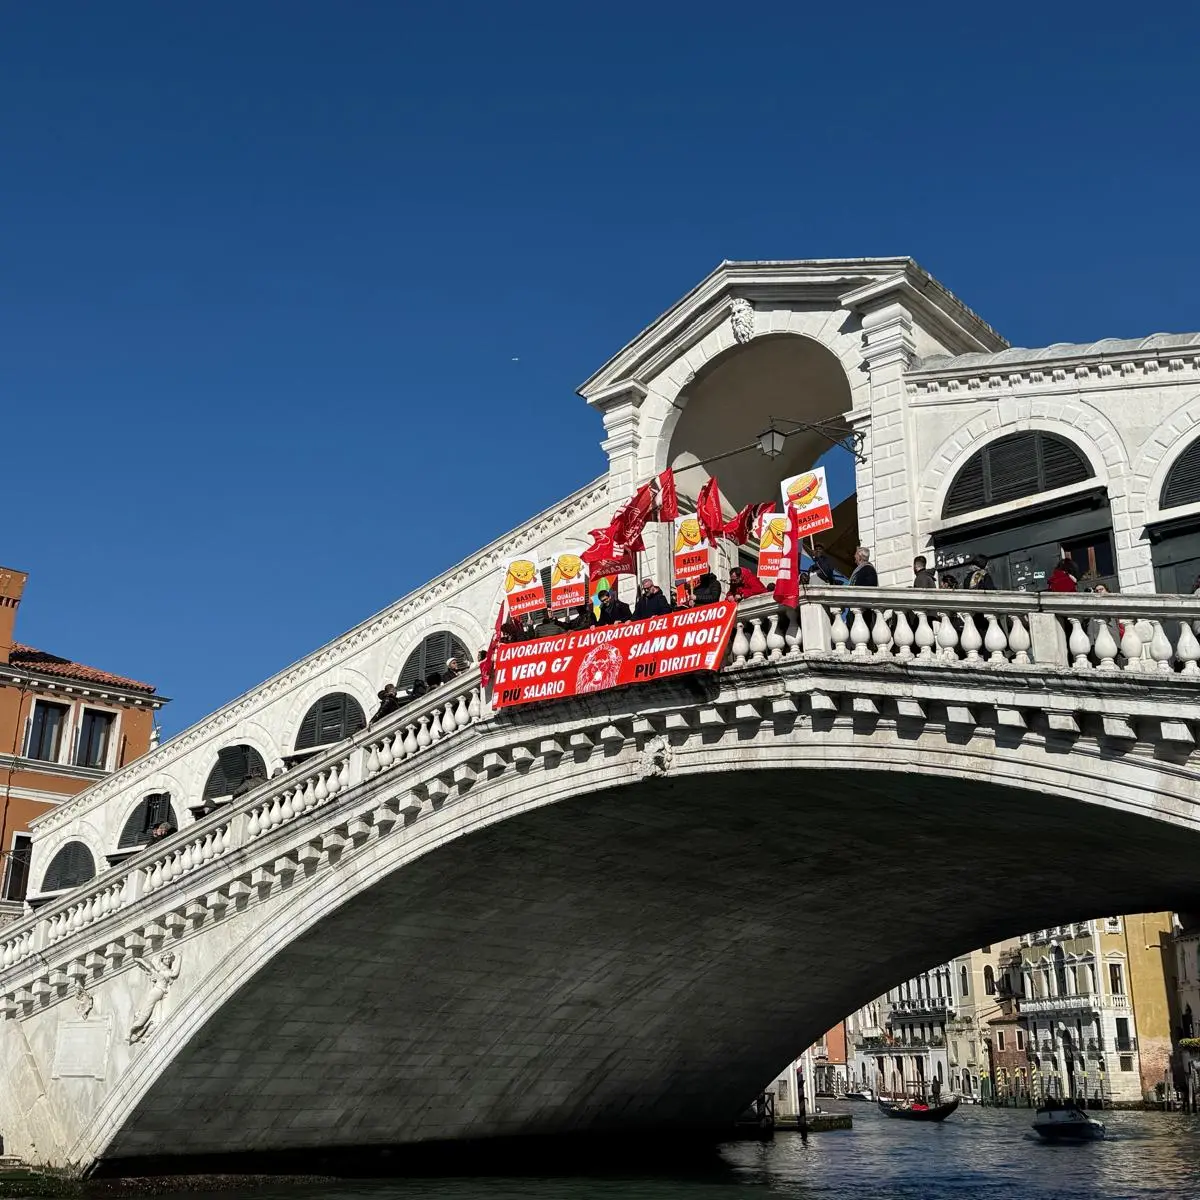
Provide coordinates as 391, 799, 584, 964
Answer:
756, 425, 787, 458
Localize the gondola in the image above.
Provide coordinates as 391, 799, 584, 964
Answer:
877, 1095, 960, 1122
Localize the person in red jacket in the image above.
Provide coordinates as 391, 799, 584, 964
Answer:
1047, 559, 1078, 592
729, 566, 768, 600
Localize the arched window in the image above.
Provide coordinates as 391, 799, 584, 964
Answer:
984, 965, 996, 996
202, 745, 268, 802
960, 965, 969, 998
41, 841, 96, 893
295, 693, 366, 751
118, 793, 177, 849
399, 631, 471, 691
1162, 438, 1200, 510
943, 431, 1094, 518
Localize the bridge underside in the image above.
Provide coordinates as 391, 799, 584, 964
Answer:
104, 767, 1200, 1169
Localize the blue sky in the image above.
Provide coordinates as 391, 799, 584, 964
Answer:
4, 2, 1198, 733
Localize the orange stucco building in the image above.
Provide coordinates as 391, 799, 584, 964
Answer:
0, 566, 167, 920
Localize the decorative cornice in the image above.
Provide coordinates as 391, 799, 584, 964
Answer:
28, 476, 611, 839
1, 670, 166, 708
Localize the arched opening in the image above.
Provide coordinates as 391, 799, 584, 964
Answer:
932, 430, 1113, 590
399, 632, 471, 693
1150, 436, 1200, 593
112, 793, 178, 862
40, 841, 96, 895
201, 745, 268, 806
665, 335, 859, 574
984, 965, 996, 996
294, 693, 366, 752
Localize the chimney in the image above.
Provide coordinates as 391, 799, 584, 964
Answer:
0, 567, 28, 665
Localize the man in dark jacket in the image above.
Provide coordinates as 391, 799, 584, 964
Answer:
912, 556, 937, 588
634, 578, 671, 619
596, 589, 632, 625
811, 543, 840, 585
848, 547, 878, 587
693, 572, 722, 605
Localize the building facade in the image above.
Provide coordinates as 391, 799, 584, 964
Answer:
0, 567, 166, 922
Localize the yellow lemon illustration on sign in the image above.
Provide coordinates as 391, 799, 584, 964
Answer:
505, 558, 537, 593
551, 553, 582, 587
674, 517, 702, 553
786, 472, 821, 509
759, 516, 786, 551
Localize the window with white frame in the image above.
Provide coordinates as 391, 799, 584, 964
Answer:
76, 708, 115, 769
1105, 917, 1123, 933
26, 699, 69, 762
1, 833, 32, 902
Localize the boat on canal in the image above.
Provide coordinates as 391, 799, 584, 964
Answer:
843, 1087, 874, 1102
877, 1095, 960, 1122
1031, 1103, 1106, 1142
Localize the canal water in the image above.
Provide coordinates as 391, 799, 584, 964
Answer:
157, 1107, 1199, 1200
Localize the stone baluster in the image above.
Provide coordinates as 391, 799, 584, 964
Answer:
1092, 621, 1118, 671
404, 724, 419, 756
1119, 620, 1144, 672
280, 789, 295, 823
468, 688, 482, 722
365, 741, 381, 777
871, 610, 892, 657
1177, 620, 1200, 675
430, 707, 444, 742
455, 692, 471, 728
830, 607, 850, 654
766, 613, 786, 662
914, 612, 935, 660
442, 700, 458, 735
983, 614, 1008, 663
1067, 618, 1092, 670
1008, 616, 1031, 665
731, 619, 750, 666
377, 735, 393, 770
848, 609, 870, 657
784, 609, 802, 656
749, 617, 768, 664
1150, 620, 1174, 673
935, 613, 959, 660
417, 716, 432, 750
892, 610, 914, 659
959, 613, 983, 662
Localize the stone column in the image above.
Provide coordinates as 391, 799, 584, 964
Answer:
590, 381, 648, 602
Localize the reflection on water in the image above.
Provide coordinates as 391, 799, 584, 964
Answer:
151, 1107, 1200, 1200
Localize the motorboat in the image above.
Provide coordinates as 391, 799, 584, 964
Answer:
877, 1095, 960, 1122
843, 1087, 874, 1102
1032, 1103, 1105, 1141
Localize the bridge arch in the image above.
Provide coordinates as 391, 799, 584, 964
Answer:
646, 328, 860, 513
63, 713, 1200, 1169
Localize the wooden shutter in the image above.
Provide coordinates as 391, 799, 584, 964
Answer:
41, 841, 96, 892
118, 793, 177, 848
295, 694, 366, 750
398, 633, 471, 690
202, 745, 267, 800
943, 432, 1093, 519
1162, 438, 1200, 509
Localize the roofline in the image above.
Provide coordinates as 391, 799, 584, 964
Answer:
577, 258, 1007, 400
2, 665, 167, 707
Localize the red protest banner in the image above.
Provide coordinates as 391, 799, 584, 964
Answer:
490, 600, 739, 709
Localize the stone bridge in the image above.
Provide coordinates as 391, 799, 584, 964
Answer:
4, 588, 1200, 1172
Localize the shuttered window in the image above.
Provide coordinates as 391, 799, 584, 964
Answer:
41, 841, 96, 893
1162, 438, 1200, 510
398, 632, 471, 691
943, 432, 1093, 519
295, 693, 366, 751
202, 745, 268, 802
118, 793, 177, 849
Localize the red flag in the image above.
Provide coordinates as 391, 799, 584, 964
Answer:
773, 505, 802, 608
696, 477, 725, 545
581, 525, 636, 576
720, 500, 772, 545
655, 469, 679, 522
612, 483, 656, 552
479, 604, 506, 690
